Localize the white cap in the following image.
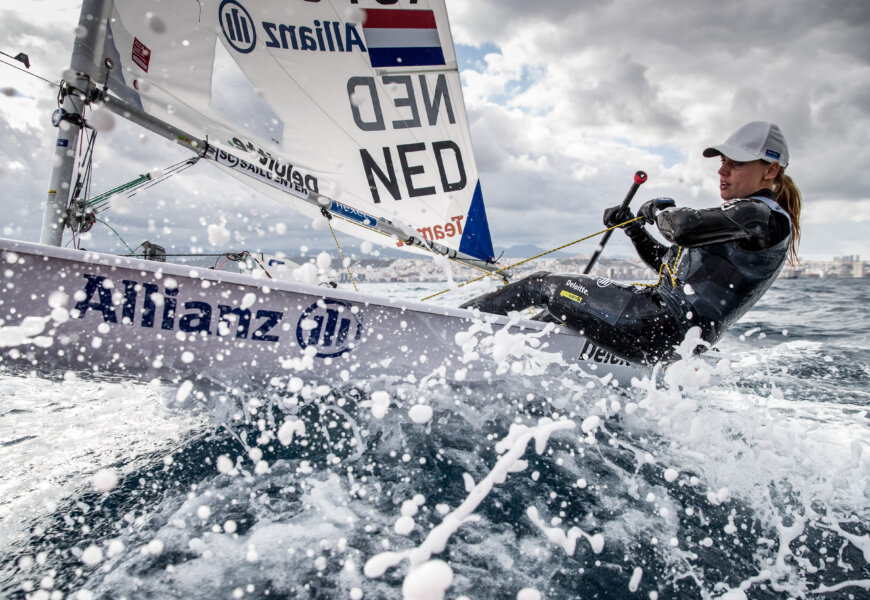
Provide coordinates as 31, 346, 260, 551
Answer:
703, 121, 789, 168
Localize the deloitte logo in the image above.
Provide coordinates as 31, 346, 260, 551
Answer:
296, 300, 363, 358
219, 0, 256, 54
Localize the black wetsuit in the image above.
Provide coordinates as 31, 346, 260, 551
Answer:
461, 190, 792, 364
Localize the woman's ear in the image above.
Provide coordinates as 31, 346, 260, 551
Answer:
765, 162, 781, 181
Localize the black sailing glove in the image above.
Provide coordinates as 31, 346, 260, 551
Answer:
603, 201, 670, 271
637, 198, 676, 224
602, 205, 637, 229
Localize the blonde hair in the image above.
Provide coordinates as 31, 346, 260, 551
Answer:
773, 169, 801, 266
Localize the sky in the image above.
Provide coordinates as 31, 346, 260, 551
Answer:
1, 0, 869, 263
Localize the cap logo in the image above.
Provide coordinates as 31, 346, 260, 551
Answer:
765, 149, 781, 160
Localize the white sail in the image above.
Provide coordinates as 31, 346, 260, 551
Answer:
101, 0, 495, 263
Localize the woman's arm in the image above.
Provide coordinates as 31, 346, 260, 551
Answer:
624, 223, 669, 270
602, 205, 668, 270
655, 200, 789, 249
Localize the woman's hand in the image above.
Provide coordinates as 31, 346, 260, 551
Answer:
637, 198, 676, 224
603, 205, 635, 228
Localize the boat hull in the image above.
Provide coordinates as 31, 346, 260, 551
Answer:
0, 238, 642, 388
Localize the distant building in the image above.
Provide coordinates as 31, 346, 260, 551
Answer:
328, 252, 868, 283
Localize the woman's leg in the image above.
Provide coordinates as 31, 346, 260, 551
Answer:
459, 271, 555, 314
461, 272, 685, 364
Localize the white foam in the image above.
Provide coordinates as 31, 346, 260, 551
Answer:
80, 545, 103, 566
207, 223, 231, 246
316, 251, 332, 271
0, 315, 50, 347
526, 506, 604, 555
0, 376, 206, 553
409, 404, 433, 424
628, 566, 643, 592
394, 515, 415, 535
623, 328, 870, 596
370, 391, 391, 419
277, 419, 306, 446
401, 559, 453, 600
92, 468, 118, 492
366, 418, 576, 590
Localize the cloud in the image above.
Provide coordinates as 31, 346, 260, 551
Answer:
446, 0, 870, 259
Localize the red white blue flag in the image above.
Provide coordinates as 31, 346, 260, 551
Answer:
363, 9, 445, 68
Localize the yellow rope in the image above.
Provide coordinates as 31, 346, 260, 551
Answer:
325, 218, 358, 292
631, 246, 684, 288
419, 216, 645, 302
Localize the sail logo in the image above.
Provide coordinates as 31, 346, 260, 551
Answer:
220, 0, 257, 54
217, 4, 444, 69
296, 300, 362, 358
214, 149, 316, 202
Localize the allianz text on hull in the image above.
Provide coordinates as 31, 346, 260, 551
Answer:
0, 239, 641, 388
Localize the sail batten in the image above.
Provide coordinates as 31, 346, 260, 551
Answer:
101, 0, 495, 265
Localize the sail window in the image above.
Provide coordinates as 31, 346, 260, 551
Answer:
210, 39, 283, 148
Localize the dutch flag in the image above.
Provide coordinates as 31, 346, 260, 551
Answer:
363, 9, 446, 68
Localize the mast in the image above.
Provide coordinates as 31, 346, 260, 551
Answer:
40, 0, 115, 246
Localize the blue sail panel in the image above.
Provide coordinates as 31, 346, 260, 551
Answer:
458, 181, 495, 262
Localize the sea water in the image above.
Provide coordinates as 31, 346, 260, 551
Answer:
0, 277, 867, 599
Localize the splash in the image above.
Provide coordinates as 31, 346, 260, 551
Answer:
364, 417, 577, 595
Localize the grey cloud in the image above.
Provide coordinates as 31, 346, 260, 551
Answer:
562, 54, 682, 134
449, 0, 870, 257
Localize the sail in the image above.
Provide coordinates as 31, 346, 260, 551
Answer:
101, 0, 495, 262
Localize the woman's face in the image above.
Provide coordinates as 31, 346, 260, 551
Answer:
717, 158, 779, 200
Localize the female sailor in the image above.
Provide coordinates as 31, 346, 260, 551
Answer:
460, 121, 802, 365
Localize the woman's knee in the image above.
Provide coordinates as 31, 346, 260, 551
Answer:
516, 271, 552, 286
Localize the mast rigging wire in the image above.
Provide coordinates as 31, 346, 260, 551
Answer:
0, 55, 59, 88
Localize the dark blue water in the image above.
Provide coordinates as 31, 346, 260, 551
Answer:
2, 278, 868, 599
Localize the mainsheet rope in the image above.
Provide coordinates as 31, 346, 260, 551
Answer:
631, 246, 684, 289
321, 209, 359, 292
419, 216, 646, 302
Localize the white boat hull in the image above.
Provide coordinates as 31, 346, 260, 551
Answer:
0, 238, 642, 388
